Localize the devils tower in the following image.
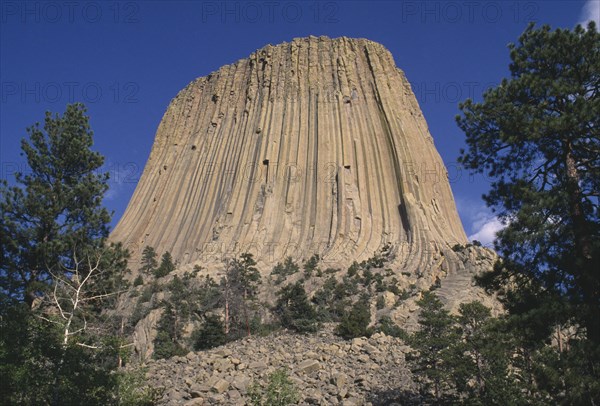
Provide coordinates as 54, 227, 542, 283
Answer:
111, 36, 468, 275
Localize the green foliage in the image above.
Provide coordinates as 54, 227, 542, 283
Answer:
154, 251, 175, 278
130, 301, 151, 327
407, 292, 458, 400
457, 22, 600, 343
0, 302, 118, 404
139, 245, 158, 276
274, 282, 319, 333
373, 273, 386, 292
233, 252, 262, 298
221, 253, 263, 340
152, 302, 187, 360
303, 254, 320, 278
347, 262, 360, 277
311, 276, 350, 322
133, 275, 144, 287
451, 244, 464, 252
429, 276, 442, 291
151, 273, 222, 356
248, 368, 299, 406
362, 269, 374, 286
402, 294, 600, 403
335, 295, 372, 339
0, 104, 133, 403
271, 257, 300, 284
450, 22, 600, 404
192, 314, 227, 350
377, 316, 408, 340
388, 278, 402, 296
449, 302, 525, 404
139, 282, 157, 303
363, 253, 385, 270
0, 103, 119, 306
341, 275, 359, 296
114, 367, 162, 405
376, 294, 385, 310
532, 338, 600, 404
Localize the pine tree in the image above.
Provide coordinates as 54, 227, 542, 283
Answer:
271, 257, 299, 284
0, 104, 130, 403
139, 245, 158, 276
457, 22, 600, 343
221, 253, 262, 339
456, 22, 600, 403
274, 282, 319, 333
450, 302, 525, 404
154, 251, 175, 278
0, 103, 126, 306
153, 302, 186, 359
193, 314, 226, 350
335, 295, 371, 339
407, 292, 458, 401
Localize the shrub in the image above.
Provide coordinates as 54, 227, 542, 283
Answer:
271, 257, 299, 284
139, 286, 153, 303
378, 316, 408, 340
192, 314, 226, 350
303, 254, 320, 278
115, 368, 162, 405
133, 275, 144, 287
312, 277, 348, 322
152, 303, 187, 359
335, 296, 372, 339
154, 251, 175, 278
130, 302, 150, 326
451, 244, 464, 252
376, 295, 386, 310
347, 262, 360, 277
248, 368, 299, 406
274, 282, 319, 333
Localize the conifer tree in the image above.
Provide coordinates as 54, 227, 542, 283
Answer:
335, 295, 371, 339
0, 103, 127, 307
407, 292, 458, 400
274, 282, 319, 333
457, 22, 600, 343
0, 104, 130, 403
154, 251, 175, 278
139, 245, 158, 277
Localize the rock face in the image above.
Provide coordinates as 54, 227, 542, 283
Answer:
111, 35, 467, 272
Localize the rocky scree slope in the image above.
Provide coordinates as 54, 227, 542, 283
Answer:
143, 325, 415, 406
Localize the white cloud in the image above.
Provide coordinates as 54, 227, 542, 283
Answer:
578, 0, 600, 27
468, 217, 504, 247
456, 196, 505, 247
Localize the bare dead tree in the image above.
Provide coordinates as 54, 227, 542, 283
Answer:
36, 246, 130, 351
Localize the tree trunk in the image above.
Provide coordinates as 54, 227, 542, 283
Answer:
224, 281, 230, 335
565, 146, 599, 343
118, 318, 125, 368
243, 288, 250, 337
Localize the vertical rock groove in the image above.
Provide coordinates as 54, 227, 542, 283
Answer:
111, 36, 468, 273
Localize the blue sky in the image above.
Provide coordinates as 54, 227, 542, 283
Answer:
1, 0, 597, 247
